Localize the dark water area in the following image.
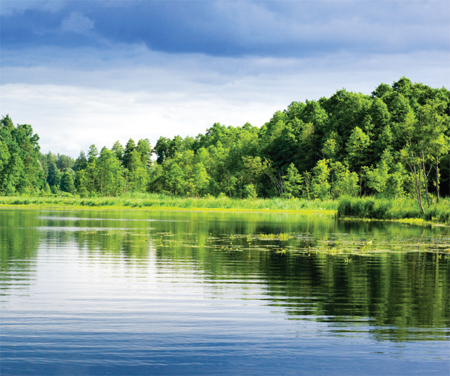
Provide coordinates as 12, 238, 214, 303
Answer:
1, 209, 449, 375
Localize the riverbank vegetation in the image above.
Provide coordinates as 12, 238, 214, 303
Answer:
1, 77, 448, 220
0, 193, 337, 214
337, 196, 450, 224
2, 194, 449, 224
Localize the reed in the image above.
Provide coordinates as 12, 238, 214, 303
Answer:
337, 196, 450, 224
0, 193, 338, 214
3, 194, 448, 224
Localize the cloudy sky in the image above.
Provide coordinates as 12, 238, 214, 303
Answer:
1, 0, 449, 157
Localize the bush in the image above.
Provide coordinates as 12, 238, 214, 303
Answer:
337, 196, 450, 223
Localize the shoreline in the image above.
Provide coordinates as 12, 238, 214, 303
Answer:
1, 202, 448, 227
0, 203, 336, 216
338, 216, 448, 227
1, 195, 448, 226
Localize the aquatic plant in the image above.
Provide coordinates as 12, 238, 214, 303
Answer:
0, 193, 338, 214
337, 196, 450, 224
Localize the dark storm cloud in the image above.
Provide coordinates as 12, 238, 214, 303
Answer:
1, 0, 449, 57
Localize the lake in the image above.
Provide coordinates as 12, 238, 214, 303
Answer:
1, 209, 449, 375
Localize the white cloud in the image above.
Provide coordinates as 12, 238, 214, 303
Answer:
61, 11, 94, 34
1, 46, 449, 157
1, 83, 283, 156
0, 0, 67, 16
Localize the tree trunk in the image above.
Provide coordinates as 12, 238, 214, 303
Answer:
436, 163, 440, 203
413, 163, 425, 214
421, 149, 430, 207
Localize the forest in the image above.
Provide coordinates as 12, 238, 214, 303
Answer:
1, 77, 449, 214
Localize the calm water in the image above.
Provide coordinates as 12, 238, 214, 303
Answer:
1, 209, 449, 375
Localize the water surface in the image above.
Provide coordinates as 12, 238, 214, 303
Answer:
1, 209, 449, 375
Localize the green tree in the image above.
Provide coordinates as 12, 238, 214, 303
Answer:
75, 169, 89, 197
47, 162, 62, 189
136, 139, 152, 168
97, 147, 124, 196
322, 137, 338, 161
419, 100, 450, 202
73, 151, 87, 172
385, 162, 406, 198
347, 127, 370, 170
366, 149, 392, 195
127, 149, 148, 192
81, 145, 99, 194
311, 159, 331, 200
112, 141, 124, 163
122, 139, 136, 169
282, 163, 303, 198
0, 116, 45, 194
331, 162, 359, 198
244, 184, 258, 199
164, 160, 185, 195
193, 162, 210, 196
60, 170, 75, 194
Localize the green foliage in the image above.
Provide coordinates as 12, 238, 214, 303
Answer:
47, 161, 62, 188
0, 115, 45, 195
244, 184, 258, 199
0, 193, 338, 213
311, 159, 331, 200
331, 162, 359, 198
112, 141, 124, 163
60, 170, 75, 194
1, 77, 449, 209
282, 163, 303, 198
347, 126, 370, 170
385, 162, 406, 198
193, 162, 209, 196
337, 196, 450, 223
321, 137, 338, 160
366, 149, 391, 195
97, 147, 124, 196
127, 149, 148, 192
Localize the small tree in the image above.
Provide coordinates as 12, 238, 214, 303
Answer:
385, 162, 406, 198
283, 163, 303, 199
60, 170, 75, 194
419, 101, 449, 203
311, 159, 330, 200
127, 149, 148, 192
244, 184, 258, 199
193, 162, 210, 196
331, 162, 359, 198
347, 127, 370, 170
164, 160, 185, 195
366, 149, 392, 195
96, 147, 124, 196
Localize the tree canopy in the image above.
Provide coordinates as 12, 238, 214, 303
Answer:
1, 78, 449, 204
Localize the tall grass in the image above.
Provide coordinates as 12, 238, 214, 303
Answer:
337, 196, 450, 224
0, 193, 338, 213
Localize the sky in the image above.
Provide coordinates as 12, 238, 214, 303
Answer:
1, 0, 449, 157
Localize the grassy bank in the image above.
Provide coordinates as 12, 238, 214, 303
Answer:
337, 196, 450, 224
0, 194, 337, 214
2, 194, 449, 224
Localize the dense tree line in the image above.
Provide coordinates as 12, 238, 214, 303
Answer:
0, 115, 45, 195
1, 78, 449, 209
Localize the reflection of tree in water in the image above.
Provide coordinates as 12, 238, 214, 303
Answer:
0, 211, 40, 294
73, 229, 151, 260
146, 214, 450, 342
5, 209, 448, 342
262, 252, 449, 341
